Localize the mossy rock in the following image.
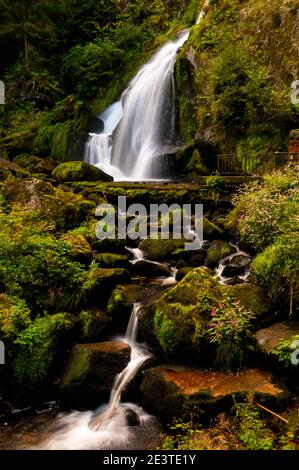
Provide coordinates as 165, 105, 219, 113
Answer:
175, 266, 194, 281
82, 267, 131, 306
2, 177, 95, 230
0, 157, 29, 179
59, 341, 131, 407
223, 284, 272, 320
52, 161, 113, 182
203, 218, 225, 240
141, 365, 289, 424
91, 237, 128, 254
93, 252, 129, 269
10, 313, 79, 405
139, 268, 221, 358
206, 240, 236, 268
79, 308, 112, 341
14, 155, 56, 175
61, 233, 93, 264
255, 322, 299, 370
139, 238, 185, 261
0, 294, 31, 344
108, 284, 145, 330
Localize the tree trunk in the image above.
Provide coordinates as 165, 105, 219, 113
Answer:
24, 31, 29, 68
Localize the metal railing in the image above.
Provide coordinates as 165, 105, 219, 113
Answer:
217, 152, 299, 176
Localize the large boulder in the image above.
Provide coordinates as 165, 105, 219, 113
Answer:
60, 341, 131, 406
141, 365, 289, 424
203, 218, 224, 240
132, 260, 171, 278
255, 322, 299, 370
205, 240, 236, 268
0, 157, 29, 179
52, 161, 113, 182
14, 155, 56, 175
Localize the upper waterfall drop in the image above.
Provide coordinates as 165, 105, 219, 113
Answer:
111, 31, 189, 181
85, 1, 210, 182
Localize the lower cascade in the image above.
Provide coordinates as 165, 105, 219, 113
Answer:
29, 304, 158, 450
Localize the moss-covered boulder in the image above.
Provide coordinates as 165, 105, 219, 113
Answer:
0, 294, 31, 343
203, 218, 224, 240
140, 365, 289, 424
79, 308, 112, 341
206, 240, 236, 268
59, 341, 131, 406
139, 268, 221, 358
10, 313, 79, 405
139, 238, 185, 261
2, 178, 95, 230
60, 233, 93, 264
93, 252, 129, 269
82, 267, 131, 306
52, 161, 113, 182
223, 284, 272, 320
108, 284, 145, 330
255, 322, 299, 370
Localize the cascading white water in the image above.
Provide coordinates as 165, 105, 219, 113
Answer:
85, 1, 210, 181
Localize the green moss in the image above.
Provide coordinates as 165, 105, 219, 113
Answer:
13, 313, 78, 385
93, 252, 128, 268
206, 240, 235, 268
60, 233, 92, 263
271, 335, 299, 369
52, 161, 112, 182
235, 403, 275, 450
0, 294, 31, 343
224, 284, 272, 318
79, 308, 111, 340
139, 238, 185, 260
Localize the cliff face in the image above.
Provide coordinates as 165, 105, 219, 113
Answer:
175, 0, 299, 173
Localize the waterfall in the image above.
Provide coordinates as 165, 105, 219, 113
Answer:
85, 1, 210, 181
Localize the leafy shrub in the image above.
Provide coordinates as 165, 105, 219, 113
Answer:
205, 174, 225, 190
235, 403, 275, 450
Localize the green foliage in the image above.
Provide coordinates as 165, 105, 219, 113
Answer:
207, 296, 255, 369
271, 335, 299, 368
13, 312, 77, 384
235, 403, 275, 450
205, 174, 225, 190
0, 294, 31, 343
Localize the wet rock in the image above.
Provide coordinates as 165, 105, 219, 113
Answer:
255, 322, 299, 369
141, 365, 289, 423
189, 249, 206, 267
52, 161, 113, 182
206, 241, 236, 268
60, 341, 131, 407
175, 259, 189, 269
0, 157, 29, 178
124, 407, 140, 426
14, 155, 56, 175
79, 308, 112, 341
221, 253, 251, 277
175, 267, 193, 281
132, 260, 171, 278
221, 265, 246, 277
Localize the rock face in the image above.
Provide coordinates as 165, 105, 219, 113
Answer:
139, 239, 185, 261
83, 267, 131, 306
141, 365, 289, 423
60, 341, 131, 406
224, 284, 272, 319
79, 308, 112, 341
255, 322, 299, 369
0, 157, 28, 178
52, 161, 113, 182
108, 284, 145, 330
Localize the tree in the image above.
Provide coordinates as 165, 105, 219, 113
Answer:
0, 0, 54, 68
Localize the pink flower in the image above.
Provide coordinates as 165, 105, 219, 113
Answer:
211, 307, 217, 317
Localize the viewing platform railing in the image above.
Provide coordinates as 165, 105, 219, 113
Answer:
217, 152, 299, 176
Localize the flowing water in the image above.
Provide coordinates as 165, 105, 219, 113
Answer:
84, 33, 190, 181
